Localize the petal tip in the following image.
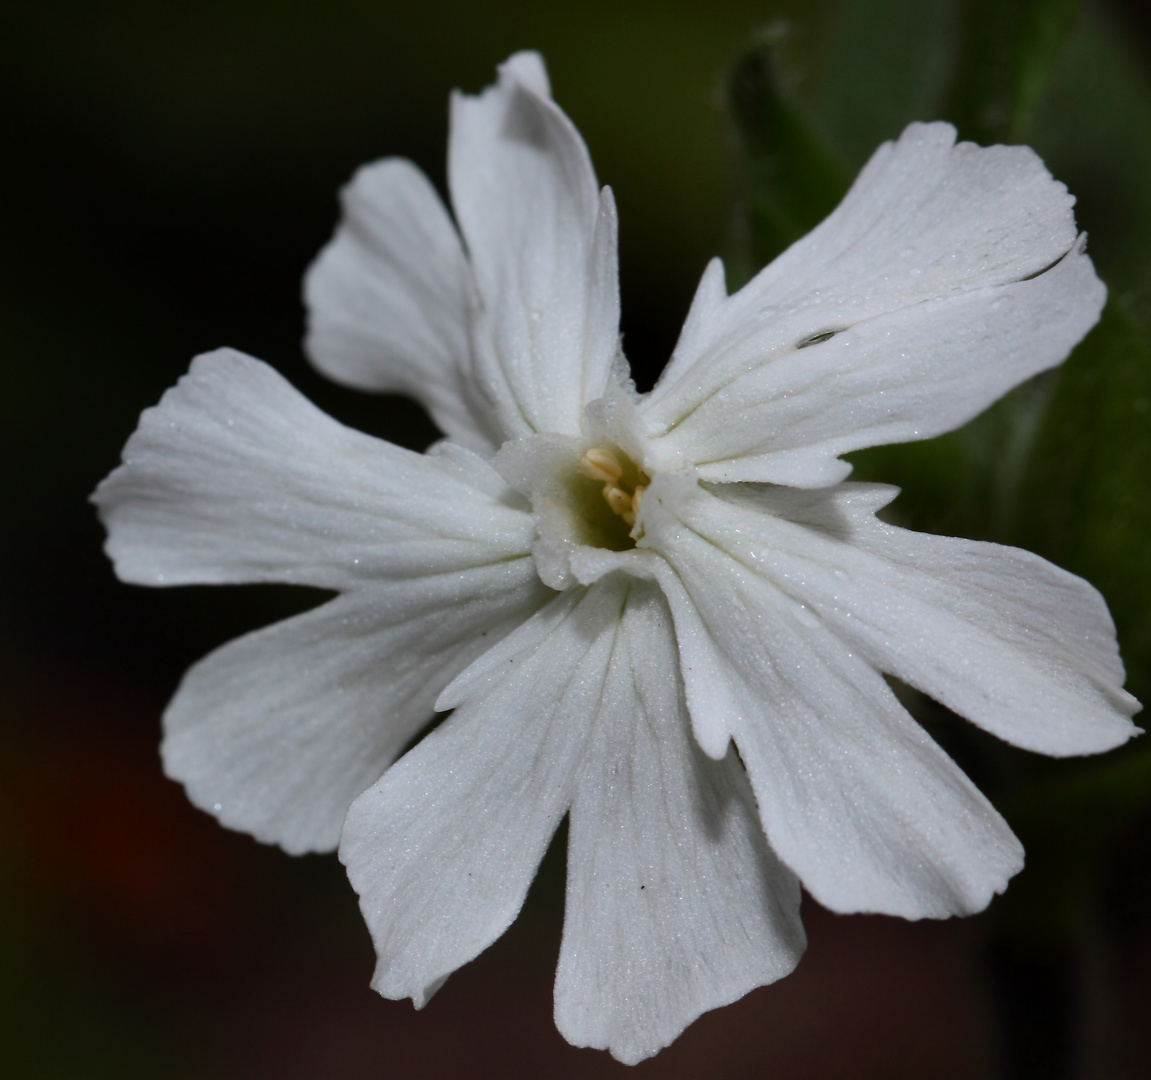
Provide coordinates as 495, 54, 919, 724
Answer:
499, 50, 551, 98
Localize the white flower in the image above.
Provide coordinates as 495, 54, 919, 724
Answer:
94, 51, 1141, 1064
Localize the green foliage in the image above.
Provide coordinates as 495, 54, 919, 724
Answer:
725, 25, 849, 287
808, 0, 960, 169
1016, 297, 1151, 705
946, 0, 1079, 143
725, 0, 1151, 939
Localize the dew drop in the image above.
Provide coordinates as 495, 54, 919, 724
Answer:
793, 603, 820, 629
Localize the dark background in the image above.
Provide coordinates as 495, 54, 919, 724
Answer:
2, 1, 1150, 1077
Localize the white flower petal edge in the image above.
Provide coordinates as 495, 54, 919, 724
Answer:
94, 350, 550, 852
641, 123, 1105, 486
623, 476, 1139, 917
94, 349, 537, 589
553, 581, 804, 1064
632, 486, 1018, 918
304, 159, 502, 455
449, 51, 621, 438
161, 570, 545, 854
305, 50, 621, 453
340, 577, 805, 1064
687, 482, 1140, 755
340, 582, 631, 1009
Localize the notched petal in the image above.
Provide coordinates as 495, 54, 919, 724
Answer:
339, 580, 631, 1007
93, 349, 536, 591
303, 157, 501, 454
555, 583, 804, 1063
449, 52, 619, 439
640, 123, 1103, 483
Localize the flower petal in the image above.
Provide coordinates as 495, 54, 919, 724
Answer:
448, 51, 620, 438
554, 582, 804, 1064
163, 563, 547, 855
304, 159, 501, 454
640, 480, 1025, 919
641, 123, 1103, 485
693, 482, 1141, 754
93, 349, 536, 590
340, 579, 629, 1008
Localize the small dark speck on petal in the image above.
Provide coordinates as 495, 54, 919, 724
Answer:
797, 329, 844, 349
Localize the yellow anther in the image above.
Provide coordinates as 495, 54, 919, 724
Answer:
579, 447, 623, 484
581, 447, 647, 533
603, 483, 632, 517
621, 486, 646, 527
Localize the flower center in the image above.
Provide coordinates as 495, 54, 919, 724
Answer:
491, 429, 653, 578
578, 447, 648, 527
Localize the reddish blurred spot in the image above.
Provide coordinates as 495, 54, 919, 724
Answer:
2, 666, 241, 949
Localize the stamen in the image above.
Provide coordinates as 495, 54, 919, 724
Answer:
579, 447, 623, 484
581, 446, 647, 534
603, 484, 632, 517
620, 486, 645, 527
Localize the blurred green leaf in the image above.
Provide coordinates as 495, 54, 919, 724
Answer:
847, 373, 1064, 545
808, 0, 961, 171
1027, 4, 1151, 292
1014, 296, 1151, 705
724, 0, 963, 277
725, 25, 849, 283
946, 0, 1079, 144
